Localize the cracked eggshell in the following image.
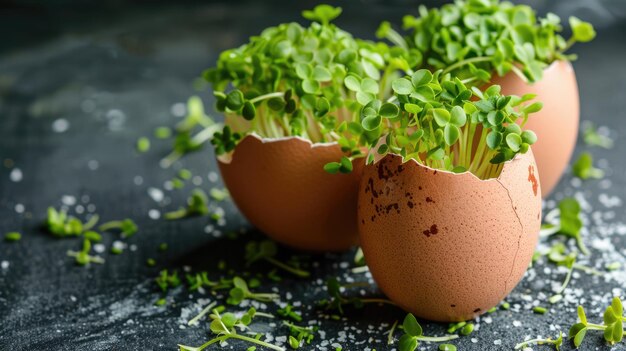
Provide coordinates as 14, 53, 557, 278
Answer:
218, 134, 361, 251
490, 60, 579, 196
357, 150, 541, 322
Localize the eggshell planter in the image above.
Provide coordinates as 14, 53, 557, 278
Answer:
357, 150, 541, 322
490, 60, 579, 197
217, 134, 361, 251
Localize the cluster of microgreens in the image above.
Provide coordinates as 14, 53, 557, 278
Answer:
570, 297, 626, 347
206, 5, 416, 160
378, 0, 596, 85
363, 69, 540, 179
46, 207, 138, 265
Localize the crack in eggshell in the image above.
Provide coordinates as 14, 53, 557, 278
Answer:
496, 178, 525, 298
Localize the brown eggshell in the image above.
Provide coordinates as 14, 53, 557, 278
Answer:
490, 60, 579, 196
358, 150, 541, 322
218, 134, 361, 251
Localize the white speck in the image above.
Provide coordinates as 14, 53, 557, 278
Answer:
483, 316, 493, 324
148, 188, 164, 202
129, 244, 137, 252
494, 339, 502, 345
112, 241, 126, 251
52, 118, 69, 133
148, 209, 160, 220
513, 320, 522, 327
171, 103, 186, 117
471, 338, 478, 343
1, 261, 9, 270
87, 160, 99, 170
9, 168, 22, 182
14, 203, 24, 213
134, 176, 143, 186
62, 195, 76, 206
81, 99, 96, 113
93, 244, 105, 253
70, 295, 77, 302
163, 181, 173, 191
208, 172, 218, 182
204, 225, 214, 233
81, 195, 90, 203
192, 176, 203, 186
106, 109, 126, 131
75, 205, 84, 214
87, 204, 96, 212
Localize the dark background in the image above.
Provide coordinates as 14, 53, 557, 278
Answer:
1, 0, 625, 350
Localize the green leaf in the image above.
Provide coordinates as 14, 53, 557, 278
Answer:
312, 66, 332, 82
433, 109, 451, 127
324, 162, 341, 174
295, 63, 312, 79
578, 305, 588, 325
450, 106, 466, 126
411, 69, 432, 87
398, 334, 418, 351
362, 115, 382, 131
444, 124, 460, 145
344, 75, 361, 92
486, 131, 502, 149
524, 102, 543, 114
360, 78, 379, 95
392, 78, 414, 95
505, 133, 522, 152
210, 318, 229, 334
572, 152, 604, 180
302, 79, 320, 94
226, 90, 245, 111
569, 17, 596, 42
302, 4, 342, 25
339, 156, 353, 173
612, 297, 623, 317
221, 312, 237, 328
404, 103, 422, 114
242, 101, 256, 120
521, 130, 537, 145
573, 326, 587, 347
402, 313, 422, 337
379, 103, 399, 118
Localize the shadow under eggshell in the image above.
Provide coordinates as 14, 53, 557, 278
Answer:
357, 150, 541, 322
490, 60, 579, 197
218, 134, 361, 251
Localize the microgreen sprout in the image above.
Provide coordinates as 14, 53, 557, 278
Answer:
188, 301, 217, 326
384, 0, 595, 85
438, 344, 457, 351
245, 240, 310, 278
46, 207, 99, 237
155, 269, 181, 292
136, 137, 150, 153
583, 123, 613, 149
4, 232, 21, 242
66, 239, 104, 266
398, 313, 459, 351
359, 69, 540, 179
164, 189, 210, 220
541, 198, 589, 255
514, 331, 563, 350
569, 298, 626, 347
284, 321, 318, 349
227, 276, 279, 305
178, 307, 285, 351
154, 126, 172, 139
321, 277, 397, 314
98, 218, 138, 238
209, 188, 229, 202
206, 5, 415, 162
160, 96, 222, 168
277, 304, 303, 322
572, 152, 604, 180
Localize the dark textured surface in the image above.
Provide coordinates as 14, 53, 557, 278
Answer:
1, 1, 626, 350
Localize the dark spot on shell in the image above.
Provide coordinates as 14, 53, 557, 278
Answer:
361, 219, 365, 225
407, 201, 414, 209
418, 186, 423, 190
473, 308, 481, 313
370, 216, 375, 222
528, 165, 538, 196
451, 304, 456, 308
433, 170, 437, 175
385, 203, 399, 214
426, 197, 435, 203
422, 224, 439, 237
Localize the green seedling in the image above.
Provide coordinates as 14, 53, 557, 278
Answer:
570, 298, 626, 347
66, 239, 104, 266
573, 152, 604, 180
515, 332, 563, 350
245, 240, 310, 278
398, 313, 459, 351
46, 207, 99, 237
541, 198, 589, 255
99, 218, 138, 238
164, 189, 210, 220
227, 277, 279, 305
321, 277, 397, 314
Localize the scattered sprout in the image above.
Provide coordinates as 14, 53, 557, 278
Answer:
583, 123, 613, 149
46, 207, 99, 237
164, 189, 210, 220
245, 240, 310, 278
572, 152, 604, 180
209, 188, 229, 201
533, 306, 548, 314
137, 137, 150, 153
541, 198, 589, 255
284, 321, 318, 349
398, 313, 459, 351
569, 298, 625, 347
67, 239, 104, 266
99, 218, 138, 238
227, 277, 279, 305
321, 277, 397, 314
4, 232, 21, 242
154, 126, 172, 139
514, 332, 563, 350
155, 269, 182, 292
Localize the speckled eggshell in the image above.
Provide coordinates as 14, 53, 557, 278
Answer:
357, 150, 541, 322
490, 60, 579, 196
218, 134, 361, 251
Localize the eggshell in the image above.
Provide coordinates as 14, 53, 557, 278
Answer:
357, 150, 541, 322
217, 134, 361, 251
490, 60, 579, 196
